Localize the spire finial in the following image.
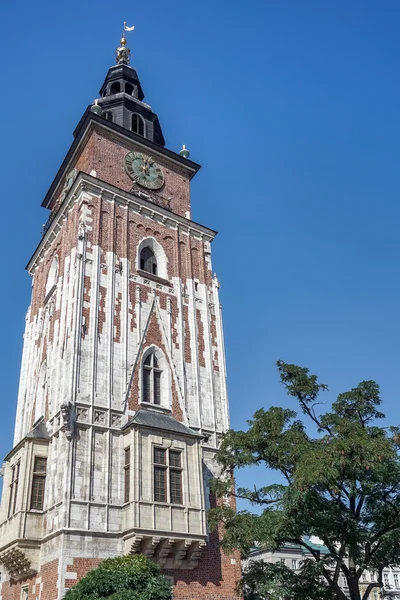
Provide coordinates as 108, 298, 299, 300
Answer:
116, 22, 135, 65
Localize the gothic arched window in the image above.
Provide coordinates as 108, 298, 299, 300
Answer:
140, 246, 157, 275
132, 113, 145, 136
143, 353, 162, 405
110, 82, 121, 94
103, 111, 113, 122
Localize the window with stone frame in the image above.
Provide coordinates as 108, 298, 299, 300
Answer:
21, 585, 29, 600
30, 457, 47, 510
140, 246, 157, 275
132, 113, 145, 136
124, 447, 131, 503
384, 573, 390, 587
8, 460, 20, 517
394, 574, 399, 589
142, 353, 162, 405
153, 447, 183, 504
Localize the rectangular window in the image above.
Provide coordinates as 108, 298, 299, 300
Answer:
154, 371, 161, 405
384, 573, 390, 587
362, 572, 367, 581
124, 448, 131, 503
170, 469, 182, 504
154, 448, 167, 502
394, 574, 399, 588
153, 448, 183, 504
143, 369, 151, 403
374, 591, 379, 600
8, 461, 21, 517
30, 457, 47, 511
292, 559, 298, 570
154, 467, 167, 502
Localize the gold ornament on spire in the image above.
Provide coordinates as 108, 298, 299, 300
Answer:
116, 22, 135, 65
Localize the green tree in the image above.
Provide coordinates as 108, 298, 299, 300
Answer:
64, 554, 172, 600
209, 361, 400, 600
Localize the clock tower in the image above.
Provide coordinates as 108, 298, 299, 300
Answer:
0, 32, 240, 600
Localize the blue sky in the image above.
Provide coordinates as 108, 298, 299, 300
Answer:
0, 1, 400, 505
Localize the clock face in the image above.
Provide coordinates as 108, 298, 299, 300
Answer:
124, 151, 164, 190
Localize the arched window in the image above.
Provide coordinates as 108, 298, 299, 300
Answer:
103, 111, 113, 122
142, 352, 161, 405
140, 246, 157, 275
110, 82, 121, 94
45, 255, 58, 297
125, 83, 134, 95
132, 113, 145, 136
137, 238, 168, 280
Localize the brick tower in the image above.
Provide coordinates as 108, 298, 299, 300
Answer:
0, 31, 240, 600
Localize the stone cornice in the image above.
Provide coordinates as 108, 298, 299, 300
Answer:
27, 172, 217, 274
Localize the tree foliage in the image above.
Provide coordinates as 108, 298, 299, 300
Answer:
209, 361, 400, 600
64, 554, 172, 600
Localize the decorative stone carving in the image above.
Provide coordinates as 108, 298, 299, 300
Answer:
128, 535, 206, 569
186, 540, 207, 568
155, 538, 174, 566
94, 410, 106, 424
76, 407, 88, 422
78, 221, 86, 241
111, 413, 122, 427
0, 547, 35, 580
60, 403, 74, 439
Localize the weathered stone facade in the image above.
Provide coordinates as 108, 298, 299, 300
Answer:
0, 46, 240, 600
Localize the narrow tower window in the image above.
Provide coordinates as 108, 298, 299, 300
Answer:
143, 353, 162, 405
103, 111, 113, 122
8, 461, 20, 517
140, 246, 157, 275
125, 83, 134, 95
110, 82, 121, 94
124, 447, 131, 503
30, 457, 47, 510
131, 113, 145, 136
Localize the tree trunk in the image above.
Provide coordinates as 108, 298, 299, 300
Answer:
348, 576, 362, 600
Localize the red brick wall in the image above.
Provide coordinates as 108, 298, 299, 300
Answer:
70, 127, 191, 219
65, 558, 101, 589
1, 560, 59, 600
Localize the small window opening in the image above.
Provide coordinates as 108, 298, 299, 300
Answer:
30, 457, 47, 511
132, 113, 145, 136
110, 82, 121, 94
125, 83, 134, 95
8, 461, 20, 517
104, 111, 113, 122
140, 247, 157, 275
124, 447, 131, 503
194, 281, 199, 292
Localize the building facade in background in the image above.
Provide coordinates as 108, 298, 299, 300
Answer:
0, 33, 240, 600
244, 540, 400, 600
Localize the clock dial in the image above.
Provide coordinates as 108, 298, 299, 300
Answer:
124, 151, 164, 190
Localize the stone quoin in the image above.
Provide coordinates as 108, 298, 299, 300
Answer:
0, 29, 241, 600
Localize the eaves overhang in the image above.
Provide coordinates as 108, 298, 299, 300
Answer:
42, 109, 201, 210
